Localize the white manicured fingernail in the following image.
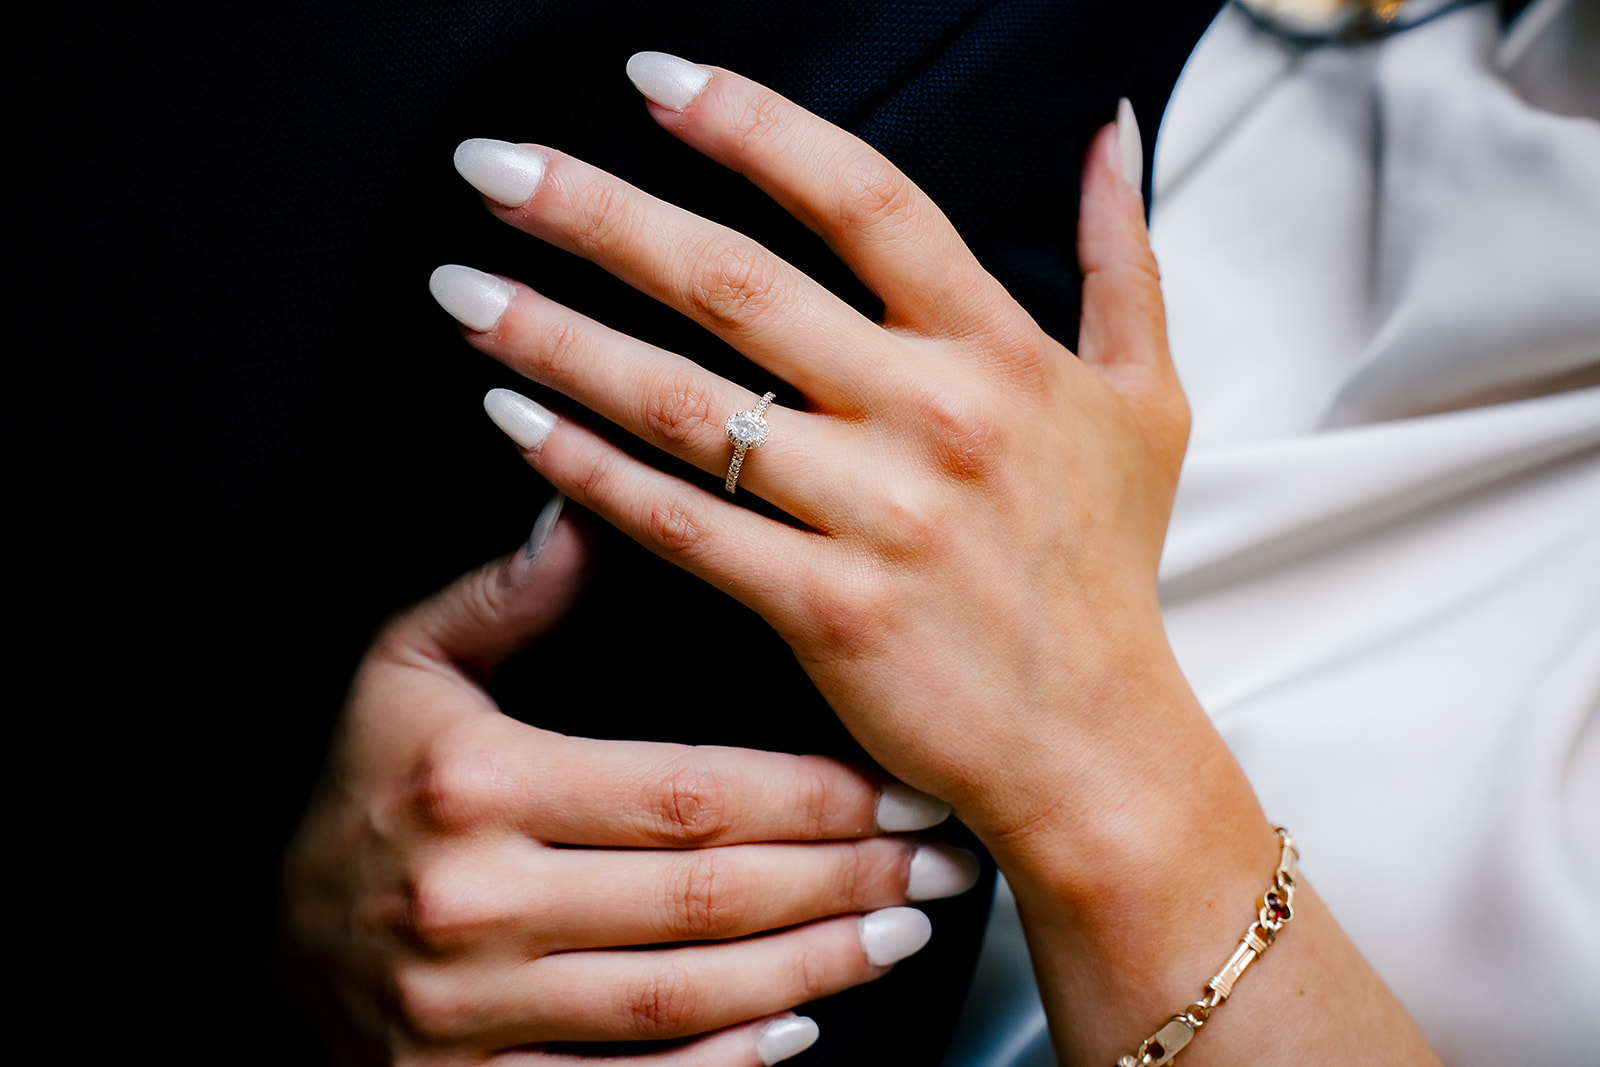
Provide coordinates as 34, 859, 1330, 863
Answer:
484, 388, 557, 451
757, 1016, 820, 1065
1116, 98, 1143, 196
907, 845, 981, 902
453, 138, 548, 206
859, 906, 932, 966
876, 783, 951, 832
430, 264, 514, 332
626, 51, 711, 111
524, 492, 566, 561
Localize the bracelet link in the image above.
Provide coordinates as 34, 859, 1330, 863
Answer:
1144, 1015, 1197, 1065
1118, 1015, 1196, 1067
1113, 826, 1299, 1067
1207, 932, 1264, 1002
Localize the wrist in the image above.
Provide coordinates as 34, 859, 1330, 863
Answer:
1001, 793, 1280, 1064
951, 642, 1284, 1051
954, 619, 1251, 876
991, 741, 1276, 959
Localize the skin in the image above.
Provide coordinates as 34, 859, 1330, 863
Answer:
280, 518, 962, 1065
283, 60, 1444, 1067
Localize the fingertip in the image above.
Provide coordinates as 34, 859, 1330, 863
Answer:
1116, 97, 1144, 198
1075, 116, 1178, 395
859, 906, 933, 967
430, 263, 514, 332
906, 845, 982, 902
524, 491, 567, 561
507, 490, 590, 590
1078, 118, 1157, 283
626, 51, 712, 112
875, 782, 952, 832
507, 491, 590, 590
757, 1015, 820, 1065
484, 387, 559, 451
1082, 120, 1144, 218
453, 138, 548, 207
398, 497, 589, 672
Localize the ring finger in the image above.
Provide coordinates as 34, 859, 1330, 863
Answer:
430, 266, 844, 512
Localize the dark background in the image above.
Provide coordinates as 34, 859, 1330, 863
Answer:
12, 1, 1228, 1059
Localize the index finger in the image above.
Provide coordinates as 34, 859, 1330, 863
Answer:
626, 52, 1011, 336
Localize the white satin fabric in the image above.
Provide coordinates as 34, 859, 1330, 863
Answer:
943, 2, 1600, 1063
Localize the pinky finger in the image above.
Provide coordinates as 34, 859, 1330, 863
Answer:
482, 389, 819, 620
503, 1014, 820, 1067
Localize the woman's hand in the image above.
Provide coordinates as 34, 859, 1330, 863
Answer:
279, 498, 978, 1066
431, 55, 1441, 1065
432, 57, 1190, 851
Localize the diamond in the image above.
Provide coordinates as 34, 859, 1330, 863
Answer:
725, 411, 769, 447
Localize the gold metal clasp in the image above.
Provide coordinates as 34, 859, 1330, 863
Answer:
1139, 1016, 1196, 1066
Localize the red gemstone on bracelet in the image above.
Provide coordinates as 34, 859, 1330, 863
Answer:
1266, 892, 1291, 920
1147, 1041, 1165, 1059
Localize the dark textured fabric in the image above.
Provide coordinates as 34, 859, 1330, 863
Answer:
15, 2, 1220, 1060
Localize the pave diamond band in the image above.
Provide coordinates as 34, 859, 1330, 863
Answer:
724, 391, 775, 493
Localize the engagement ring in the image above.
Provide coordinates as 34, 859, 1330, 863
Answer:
724, 391, 775, 493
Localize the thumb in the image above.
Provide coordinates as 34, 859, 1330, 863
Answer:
1076, 100, 1189, 463
1076, 101, 1181, 391
386, 493, 589, 679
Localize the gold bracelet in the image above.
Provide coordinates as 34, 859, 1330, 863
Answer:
1115, 827, 1298, 1067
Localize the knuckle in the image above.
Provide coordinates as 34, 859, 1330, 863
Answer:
667, 850, 746, 939
403, 868, 468, 952
792, 760, 836, 840
569, 180, 637, 259
684, 238, 786, 331
625, 964, 699, 1037
795, 569, 895, 662
538, 315, 589, 387
911, 386, 1005, 483
832, 844, 878, 908
406, 743, 506, 834
835, 840, 905, 909
866, 484, 955, 563
794, 939, 834, 1002
644, 496, 708, 558
571, 446, 628, 508
834, 149, 921, 241
974, 318, 1051, 382
402, 857, 506, 953
394, 964, 478, 1040
640, 372, 719, 449
727, 90, 790, 158
644, 756, 735, 847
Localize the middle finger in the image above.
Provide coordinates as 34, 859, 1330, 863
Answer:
454, 139, 895, 407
